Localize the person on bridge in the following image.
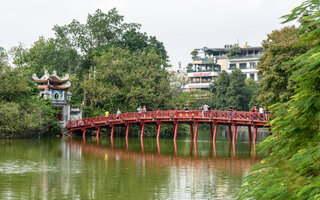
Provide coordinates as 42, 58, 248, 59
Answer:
229, 105, 233, 119
184, 104, 189, 112
203, 104, 209, 117
105, 111, 109, 118
143, 106, 146, 117
137, 106, 142, 117
116, 109, 121, 119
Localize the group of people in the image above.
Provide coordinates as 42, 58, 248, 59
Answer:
137, 106, 147, 116
105, 104, 269, 120
106, 106, 147, 119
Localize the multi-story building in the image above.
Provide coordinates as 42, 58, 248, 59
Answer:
184, 58, 221, 91
185, 44, 263, 90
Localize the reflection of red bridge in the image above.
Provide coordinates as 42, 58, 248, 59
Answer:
67, 138, 260, 173
66, 110, 270, 143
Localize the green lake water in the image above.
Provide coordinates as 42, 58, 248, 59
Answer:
0, 128, 268, 200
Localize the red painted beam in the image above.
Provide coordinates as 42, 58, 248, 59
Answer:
193, 122, 199, 142
140, 123, 145, 140
111, 125, 114, 138
232, 124, 238, 143
210, 123, 213, 141
254, 126, 258, 144
248, 126, 252, 142
228, 125, 232, 141
157, 122, 161, 139
190, 124, 194, 140
173, 122, 178, 140
213, 123, 218, 142
125, 124, 130, 138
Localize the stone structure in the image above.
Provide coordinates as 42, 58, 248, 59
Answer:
33, 70, 81, 128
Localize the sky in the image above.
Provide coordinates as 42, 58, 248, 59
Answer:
0, 0, 303, 70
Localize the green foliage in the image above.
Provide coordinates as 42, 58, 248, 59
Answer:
226, 68, 247, 110
244, 79, 260, 110
211, 69, 254, 110
0, 50, 59, 138
257, 25, 309, 106
229, 46, 241, 56
82, 47, 172, 114
212, 70, 230, 110
171, 90, 212, 110
190, 50, 198, 58
237, 1, 320, 199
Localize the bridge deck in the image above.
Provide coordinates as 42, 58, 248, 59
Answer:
66, 110, 270, 143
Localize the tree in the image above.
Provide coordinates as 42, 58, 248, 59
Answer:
257, 26, 309, 106
212, 70, 230, 110
238, 0, 320, 199
226, 68, 247, 110
229, 46, 241, 56
244, 78, 260, 110
82, 47, 172, 114
190, 50, 198, 58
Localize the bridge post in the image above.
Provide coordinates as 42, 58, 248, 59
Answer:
157, 122, 161, 139
228, 125, 232, 141
210, 123, 213, 141
253, 126, 258, 144
110, 125, 114, 138
173, 121, 178, 140
213, 123, 218, 142
190, 123, 194, 140
248, 126, 252, 142
232, 124, 238, 143
96, 127, 100, 138
193, 122, 199, 142
82, 129, 86, 139
140, 122, 145, 140
125, 124, 130, 138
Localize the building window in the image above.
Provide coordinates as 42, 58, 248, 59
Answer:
250, 73, 255, 80
250, 62, 256, 69
229, 64, 236, 70
239, 63, 247, 69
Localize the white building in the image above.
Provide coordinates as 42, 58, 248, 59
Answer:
186, 44, 264, 91
184, 58, 221, 91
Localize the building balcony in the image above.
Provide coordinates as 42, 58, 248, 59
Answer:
185, 82, 210, 89
187, 71, 220, 78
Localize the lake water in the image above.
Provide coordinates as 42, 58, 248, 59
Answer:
0, 128, 268, 199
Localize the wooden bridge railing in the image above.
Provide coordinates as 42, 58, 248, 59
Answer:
66, 110, 269, 128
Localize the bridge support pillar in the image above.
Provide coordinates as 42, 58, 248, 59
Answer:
193, 122, 199, 142
125, 124, 130, 138
254, 126, 258, 144
157, 122, 161, 139
232, 124, 238, 143
210, 123, 213, 141
82, 129, 86, 139
213, 123, 218, 142
248, 126, 252, 142
190, 124, 194, 140
228, 125, 232, 141
140, 123, 145, 140
173, 122, 178, 140
96, 127, 100, 138
110, 125, 114, 138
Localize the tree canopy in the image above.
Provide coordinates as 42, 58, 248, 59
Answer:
238, 0, 320, 199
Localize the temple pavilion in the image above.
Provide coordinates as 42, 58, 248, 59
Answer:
33, 70, 81, 128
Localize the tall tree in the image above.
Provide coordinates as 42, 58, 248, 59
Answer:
82, 47, 172, 114
238, 0, 320, 199
226, 68, 247, 110
257, 25, 309, 106
213, 70, 230, 110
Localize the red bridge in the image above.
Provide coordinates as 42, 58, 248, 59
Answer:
66, 110, 270, 143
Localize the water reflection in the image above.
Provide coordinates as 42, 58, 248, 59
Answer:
0, 136, 265, 200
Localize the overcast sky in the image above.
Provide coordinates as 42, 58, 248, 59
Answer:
0, 0, 303, 70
